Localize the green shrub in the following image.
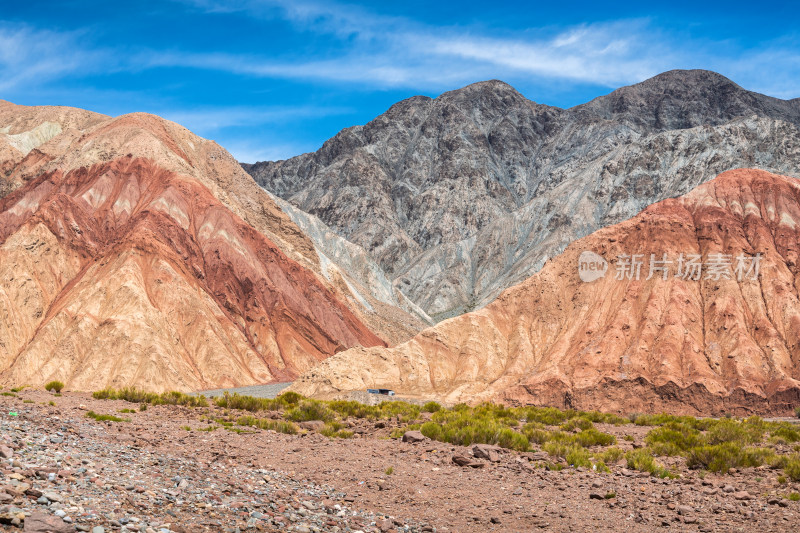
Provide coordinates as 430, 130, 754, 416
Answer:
235, 415, 298, 434
785, 455, 800, 482
376, 401, 421, 422
10, 386, 26, 393
285, 400, 336, 422
794, 406, 800, 419
86, 411, 128, 422
423, 401, 442, 413
625, 448, 674, 478
0, 392, 16, 397
93, 387, 207, 407
213, 392, 280, 412
45, 381, 64, 393
771, 424, 800, 443
706, 418, 762, 446
789, 492, 800, 501
595, 446, 624, 464
320, 421, 354, 439
645, 422, 703, 456
276, 391, 304, 405
385, 467, 394, 475
522, 424, 551, 445
560, 417, 594, 432
685, 442, 773, 473
422, 406, 529, 451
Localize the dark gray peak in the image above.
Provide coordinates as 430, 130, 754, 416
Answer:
575, 69, 800, 131
243, 71, 800, 319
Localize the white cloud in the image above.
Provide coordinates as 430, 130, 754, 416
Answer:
0, 24, 108, 91
155, 104, 354, 133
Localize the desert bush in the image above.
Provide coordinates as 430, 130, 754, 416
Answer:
86, 411, 128, 422
376, 401, 421, 422
213, 392, 280, 412
645, 422, 703, 456
320, 421, 354, 439
706, 418, 763, 446
516, 406, 569, 426
625, 448, 674, 478
235, 415, 298, 434
276, 391, 303, 405
45, 381, 64, 393
285, 400, 336, 422
785, 455, 800, 482
685, 442, 773, 473
521, 424, 551, 445
422, 407, 529, 451
771, 424, 800, 443
422, 401, 442, 413
794, 406, 800, 419
93, 387, 207, 407
560, 417, 594, 432
595, 446, 624, 464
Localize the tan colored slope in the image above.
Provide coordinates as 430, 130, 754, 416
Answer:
1, 102, 425, 350
0, 101, 433, 391
0, 155, 385, 391
291, 169, 800, 415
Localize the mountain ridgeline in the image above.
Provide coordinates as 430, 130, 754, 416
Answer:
244, 70, 800, 320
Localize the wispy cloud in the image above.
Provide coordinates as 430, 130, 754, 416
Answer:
159, 1, 800, 96
156, 104, 354, 132
2, 2, 798, 101
0, 23, 108, 91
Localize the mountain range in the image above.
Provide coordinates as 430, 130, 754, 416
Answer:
291, 168, 800, 415
244, 70, 800, 320
2, 69, 800, 414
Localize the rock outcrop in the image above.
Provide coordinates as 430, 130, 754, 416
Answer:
0, 104, 405, 391
244, 70, 800, 319
291, 169, 800, 416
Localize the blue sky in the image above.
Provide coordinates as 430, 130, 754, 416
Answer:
1, 1, 798, 162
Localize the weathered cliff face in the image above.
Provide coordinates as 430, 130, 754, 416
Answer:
244, 70, 800, 319
291, 169, 800, 416
0, 105, 414, 391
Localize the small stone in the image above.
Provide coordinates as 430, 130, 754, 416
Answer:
298, 420, 325, 431
21, 511, 73, 533
722, 485, 735, 493
733, 491, 752, 501
0, 445, 13, 459
402, 431, 426, 444
472, 444, 501, 463
589, 493, 603, 500
452, 455, 484, 468
677, 505, 693, 516
591, 480, 603, 489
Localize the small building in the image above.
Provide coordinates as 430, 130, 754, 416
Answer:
367, 388, 395, 396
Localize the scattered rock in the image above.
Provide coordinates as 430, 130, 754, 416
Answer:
23, 511, 73, 533
452, 455, 485, 468
402, 431, 426, 444
299, 420, 326, 431
472, 444, 501, 463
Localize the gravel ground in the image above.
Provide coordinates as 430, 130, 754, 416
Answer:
2, 390, 800, 533
195, 383, 293, 399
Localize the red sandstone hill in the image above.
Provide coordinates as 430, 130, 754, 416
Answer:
292, 169, 800, 416
0, 103, 390, 391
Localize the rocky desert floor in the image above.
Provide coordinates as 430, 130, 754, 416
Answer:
1, 390, 800, 533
